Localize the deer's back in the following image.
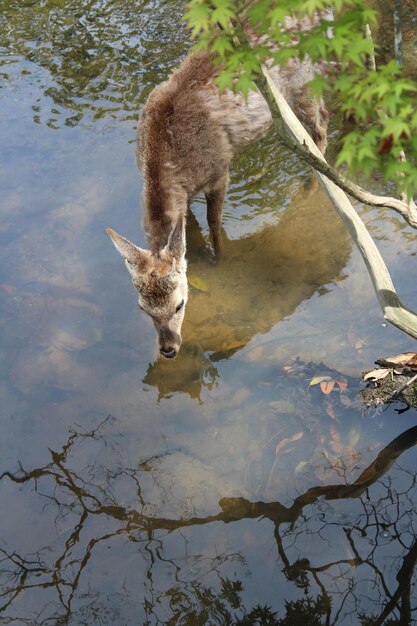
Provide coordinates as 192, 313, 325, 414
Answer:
137, 53, 272, 199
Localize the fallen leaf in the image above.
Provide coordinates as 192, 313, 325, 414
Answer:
335, 379, 348, 392
0, 283, 15, 294
405, 355, 417, 369
188, 275, 208, 292
329, 424, 341, 442
309, 375, 331, 387
349, 428, 361, 447
322, 448, 332, 462
383, 352, 417, 369
385, 352, 416, 365
275, 431, 304, 455
320, 380, 335, 394
347, 325, 356, 349
363, 368, 390, 381
324, 398, 337, 420
329, 427, 344, 455
295, 461, 308, 475
348, 325, 366, 351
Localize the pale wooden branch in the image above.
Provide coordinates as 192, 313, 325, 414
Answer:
363, 23, 376, 71
260, 76, 417, 223
257, 66, 417, 340
274, 133, 417, 229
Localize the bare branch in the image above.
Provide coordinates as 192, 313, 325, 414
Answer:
363, 23, 376, 71
257, 66, 417, 340
275, 133, 417, 229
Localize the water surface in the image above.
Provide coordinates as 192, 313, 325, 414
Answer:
1, 1, 417, 623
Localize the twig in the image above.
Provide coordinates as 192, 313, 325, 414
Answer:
390, 373, 417, 401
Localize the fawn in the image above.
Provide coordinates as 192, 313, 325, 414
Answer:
106, 51, 328, 358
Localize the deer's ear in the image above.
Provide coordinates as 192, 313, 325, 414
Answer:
165, 214, 186, 262
106, 228, 151, 277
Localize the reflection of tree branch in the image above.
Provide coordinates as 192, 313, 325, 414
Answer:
343, 526, 392, 600
218, 425, 417, 529
1, 422, 417, 621
2, 426, 417, 533
0, 547, 56, 612
373, 538, 417, 626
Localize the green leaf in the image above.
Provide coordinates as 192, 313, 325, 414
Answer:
309, 375, 331, 387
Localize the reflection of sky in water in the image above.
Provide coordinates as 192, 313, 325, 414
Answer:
1, 1, 417, 623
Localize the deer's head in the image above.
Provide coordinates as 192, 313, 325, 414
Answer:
106, 217, 187, 359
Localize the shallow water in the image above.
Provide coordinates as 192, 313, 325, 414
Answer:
1, 1, 417, 624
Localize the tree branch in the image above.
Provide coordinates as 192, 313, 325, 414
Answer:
257, 66, 417, 340
275, 133, 417, 229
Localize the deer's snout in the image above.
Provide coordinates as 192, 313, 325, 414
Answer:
160, 347, 177, 359
157, 326, 181, 359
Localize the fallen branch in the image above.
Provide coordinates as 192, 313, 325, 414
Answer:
257, 66, 417, 340
391, 372, 417, 401
276, 134, 417, 229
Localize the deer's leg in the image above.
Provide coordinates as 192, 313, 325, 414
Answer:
205, 171, 228, 258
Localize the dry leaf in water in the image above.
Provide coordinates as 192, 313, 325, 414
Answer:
0, 283, 15, 294
363, 368, 390, 381
347, 325, 366, 351
309, 375, 331, 387
309, 376, 347, 394
335, 379, 347, 392
188, 275, 208, 292
406, 354, 417, 369
384, 352, 417, 369
275, 431, 304, 455
320, 380, 335, 394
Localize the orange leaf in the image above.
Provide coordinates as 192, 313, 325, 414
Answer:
320, 380, 335, 394
336, 380, 347, 392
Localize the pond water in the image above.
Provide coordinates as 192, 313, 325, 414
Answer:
1, 1, 417, 624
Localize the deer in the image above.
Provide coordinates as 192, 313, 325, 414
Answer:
106, 49, 328, 359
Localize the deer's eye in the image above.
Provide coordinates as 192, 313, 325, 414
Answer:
175, 300, 184, 313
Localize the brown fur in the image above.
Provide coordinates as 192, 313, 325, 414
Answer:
137, 51, 328, 255
138, 271, 177, 308
107, 46, 329, 358
137, 52, 274, 253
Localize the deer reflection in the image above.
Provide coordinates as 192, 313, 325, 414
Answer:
1, 420, 417, 624
144, 183, 351, 399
